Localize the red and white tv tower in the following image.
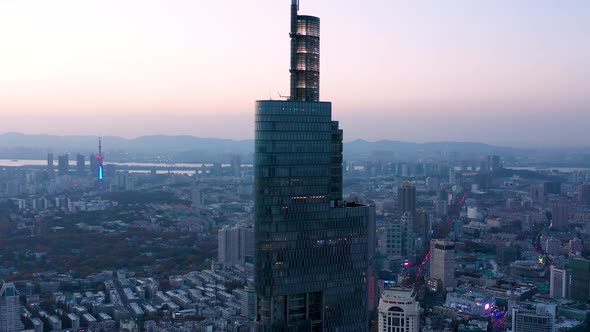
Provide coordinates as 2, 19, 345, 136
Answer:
97, 136, 104, 189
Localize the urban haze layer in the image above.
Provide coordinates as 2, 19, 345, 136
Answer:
1, 1, 590, 332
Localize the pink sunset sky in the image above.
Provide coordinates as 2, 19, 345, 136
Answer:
0, 0, 588, 147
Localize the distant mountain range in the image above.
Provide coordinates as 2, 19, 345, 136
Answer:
0, 133, 253, 162
0, 133, 252, 153
0, 132, 587, 164
343, 139, 521, 160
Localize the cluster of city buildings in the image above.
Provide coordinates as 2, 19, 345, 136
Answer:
369, 163, 590, 331
0, 263, 257, 332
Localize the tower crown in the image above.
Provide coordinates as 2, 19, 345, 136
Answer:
290, 1, 320, 101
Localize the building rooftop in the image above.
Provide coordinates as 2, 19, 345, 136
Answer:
380, 286, 417, 303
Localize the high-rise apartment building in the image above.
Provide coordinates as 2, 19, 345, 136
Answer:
487, 155, 501, 172
89, 154, 98, 178
549, 265, 571, 299
433, 199, 448, 217
529, 184, 545, 202
550, 200, 569, 230
378, 287, 419, 332
544, 181, 561, 195
76, 154, 86, 177
430, 240, 455, 290
381, 220, 401, 268
57, 154, 69, 176
397, 182, 416, 216
114, 171, 132, 192
105, 164, 116, 180
254, 1, 374, 330
191, 187, 204, 208
218, 224, 255, 266
579, 184, 590, 206
0, 281, 24, 332
47, 153, 54, 175
231, 155, 242, 178
414, 208, 431, 245
383, 212, 415, 270
449, 169, 461, 186
400, 213, 414, 262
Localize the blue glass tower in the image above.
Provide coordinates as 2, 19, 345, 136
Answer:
254, 2, 375, 331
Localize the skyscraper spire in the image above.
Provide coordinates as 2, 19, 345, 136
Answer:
289, 0, 320, 102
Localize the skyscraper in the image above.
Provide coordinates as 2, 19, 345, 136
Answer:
429, 240, 456, 290
191, 186, 204, 208
529, 184, 545, 202
579, 184, 590, 206
383, 212, 415, 270
414, 208, 431, 245
57, 154, 69, 176
487, 155, 501, 172
89, 154, 98, 178
47, 153, 54, 176
397, 182, 416, 216
105, 164, 116, 179
0, 280, 24, 332
76, 154, 86, 177
231, 155, 242, 178
550, 200, 569, 230
254, 1, 374, 330
218, 224, 255, 266
449, 169, 461, 186
549, 265, 571, 299
400, 212, 415, 263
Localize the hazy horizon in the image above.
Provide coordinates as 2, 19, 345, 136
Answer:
3, 131, 590, 151
1, 0, 589, 147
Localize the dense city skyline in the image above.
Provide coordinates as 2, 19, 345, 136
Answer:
1, 0, 589, 147
2, 2, 590, 332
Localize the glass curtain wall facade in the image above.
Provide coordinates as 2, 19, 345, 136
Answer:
255, 101, 373, 331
